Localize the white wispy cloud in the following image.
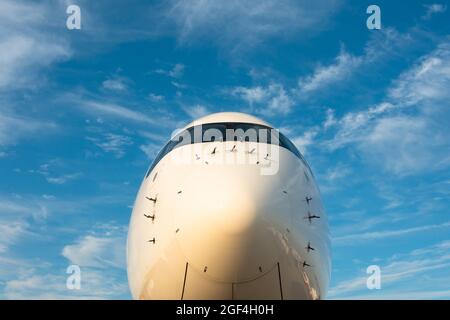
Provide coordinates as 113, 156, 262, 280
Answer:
0, 0, 71, 89
231, 86, 267, 105
231, 83, 294, 115
62, 235, 125, 269
171, 81, 187, 89
182, 104, 210, 119
291, 128, 319, 155
227, 28, 410, 117
163, 0, 340, 52
0, 207, 130, 299
320, 39, 450, 175
0, 109, 57, 146
0, 196, 48, 221
46, 173, 82, 185
297, 29, 412, 97
298, 48, 362, 94
330, 210, 404, 237
62, 224, 127, 269
325, 163, 351, 181
323, 108, 337, 129
324, 102, 396, 150
4, 274, 61, 299
0, 195, 52, 253
81, 101, 160, 125
102, 76, 129, 92
155, 63, 185, 78
388, 41, 450, 106
333, 221, 450, 245
360, 116, 447, 175
29, 158, 82, 185
329, 239, 450, 299
3, 266, 129, 299
148, 93, 165, 102
422, 4, 447, 20
86, 133, 133, 158
0, 222, 29, 253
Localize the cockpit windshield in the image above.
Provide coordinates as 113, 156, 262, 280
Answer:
145, 122, 309, 177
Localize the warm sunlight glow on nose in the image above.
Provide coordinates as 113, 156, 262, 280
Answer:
198, 177, 258, 235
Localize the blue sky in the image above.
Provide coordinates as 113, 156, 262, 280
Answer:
0, 0, 449, 299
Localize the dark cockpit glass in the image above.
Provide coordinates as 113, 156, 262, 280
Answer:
145, 122, 310, 178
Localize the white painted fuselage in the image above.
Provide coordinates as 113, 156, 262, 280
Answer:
127, 112, 331, 299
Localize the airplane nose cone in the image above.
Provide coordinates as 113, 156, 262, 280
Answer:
173, 166, 281, 282
198, 176, 258, 234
